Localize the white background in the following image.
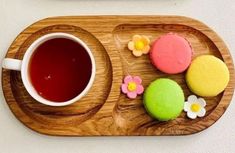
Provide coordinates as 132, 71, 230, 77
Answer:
0, 0, 235, 153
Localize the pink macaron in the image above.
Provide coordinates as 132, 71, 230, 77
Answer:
150, 33, 193, 74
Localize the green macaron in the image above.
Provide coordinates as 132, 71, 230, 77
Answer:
143, 78, 184, 121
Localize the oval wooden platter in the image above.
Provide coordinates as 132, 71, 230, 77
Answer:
2, 16, 235, 136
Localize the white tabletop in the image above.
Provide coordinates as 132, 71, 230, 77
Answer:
0, 0, 235, 153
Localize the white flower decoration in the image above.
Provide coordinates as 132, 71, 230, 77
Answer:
184, 95, 206, 119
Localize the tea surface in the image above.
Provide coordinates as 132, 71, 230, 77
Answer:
29, 38, 92, 102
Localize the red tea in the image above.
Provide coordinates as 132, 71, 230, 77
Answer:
29, 38, 92, 102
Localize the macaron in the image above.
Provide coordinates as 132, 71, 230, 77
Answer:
143, 78, 184, 121
150, 33, 192, 74
186, 55, 229, 97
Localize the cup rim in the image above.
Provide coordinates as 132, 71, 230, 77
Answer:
21, 32, 96, 106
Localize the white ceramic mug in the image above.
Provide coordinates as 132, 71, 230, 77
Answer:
2, 33, 96, 106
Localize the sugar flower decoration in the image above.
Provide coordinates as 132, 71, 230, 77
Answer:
184, 95, 206, 119
121, 75, 144, 99
128, 35, 150, 57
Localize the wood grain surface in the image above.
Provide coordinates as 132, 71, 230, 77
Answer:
2, 16, 235, 136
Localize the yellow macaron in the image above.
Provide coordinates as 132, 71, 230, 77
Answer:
186, 55, 229, 97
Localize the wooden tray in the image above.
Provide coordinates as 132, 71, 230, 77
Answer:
2, 16, 235, 136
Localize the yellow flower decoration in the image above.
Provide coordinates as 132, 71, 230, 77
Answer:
128, 35, 150, 57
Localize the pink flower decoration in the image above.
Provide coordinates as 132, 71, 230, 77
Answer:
121, 75, 144, 99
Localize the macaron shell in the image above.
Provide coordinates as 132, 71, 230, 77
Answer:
150, 33, 192, 74
186, 55, 229, 97
144, 78, 184, 121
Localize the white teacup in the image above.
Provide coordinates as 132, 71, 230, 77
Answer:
2, 33, 96, 106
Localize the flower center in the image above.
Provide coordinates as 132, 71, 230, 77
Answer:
191, 103, 201, 112
127, 82, 137, 91
135, 41, 145, 50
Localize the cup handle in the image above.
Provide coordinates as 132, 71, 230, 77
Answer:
2, 58, 22, 71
